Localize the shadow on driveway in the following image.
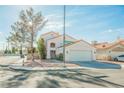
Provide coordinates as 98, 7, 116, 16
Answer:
70, 61, 121, 69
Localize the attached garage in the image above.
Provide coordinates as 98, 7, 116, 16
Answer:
68, 50, 92, 61
56, 40, 96, 62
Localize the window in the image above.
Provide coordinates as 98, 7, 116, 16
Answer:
119, 55, 124, 57
102, 45, 106, 47
50, 43, 55, 48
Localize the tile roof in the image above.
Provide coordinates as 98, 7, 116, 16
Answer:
47, 34, 77, 41
94, 40, 124, 50
40, 31, 59, 37
58, 40, 94, 48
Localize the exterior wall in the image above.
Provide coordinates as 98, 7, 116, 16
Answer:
40, 32, 59, 46
56, 41, 96, 61
47, 35, 76, 59
96, 50, 110, 60
96, 44, 124, 60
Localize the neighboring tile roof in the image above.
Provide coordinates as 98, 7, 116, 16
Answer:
94, 40, 124, 50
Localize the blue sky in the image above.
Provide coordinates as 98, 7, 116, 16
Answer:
0, 5, 124, 48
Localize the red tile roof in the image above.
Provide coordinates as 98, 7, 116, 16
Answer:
94, 40, 124, 50
40, 31, 59, 37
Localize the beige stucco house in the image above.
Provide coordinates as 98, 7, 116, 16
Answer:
40, 31, 96, 61
94, 39, 124, 60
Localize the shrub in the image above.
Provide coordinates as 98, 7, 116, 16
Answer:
37, 38, 46, 59
56, 53, 63, 61
12, 47, 16, 54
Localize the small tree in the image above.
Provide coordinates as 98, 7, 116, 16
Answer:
37, 38, 46, 59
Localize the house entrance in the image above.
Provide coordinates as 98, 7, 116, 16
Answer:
50, 50, 56, 59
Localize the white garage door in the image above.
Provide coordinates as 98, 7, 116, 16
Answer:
68, 50, 92, 61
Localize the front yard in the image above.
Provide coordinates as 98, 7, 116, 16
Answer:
24, 59, 79, 68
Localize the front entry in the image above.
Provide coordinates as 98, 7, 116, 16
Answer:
50, 50, 56, 59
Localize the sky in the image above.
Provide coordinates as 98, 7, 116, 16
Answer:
0, 5, 124, 49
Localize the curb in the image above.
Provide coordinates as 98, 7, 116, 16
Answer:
8, 65, 121, 71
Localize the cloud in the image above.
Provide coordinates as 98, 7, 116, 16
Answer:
46, 14, 63, 19
44, 21, 71, 31
108, 29, 113, 33
43, 13, 72, 31
100, 28, 124, 35
101, 29, 114, 34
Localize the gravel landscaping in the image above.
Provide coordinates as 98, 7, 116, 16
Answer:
24, 59, 79, 68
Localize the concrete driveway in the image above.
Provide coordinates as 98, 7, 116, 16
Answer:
70, 61, 121, 69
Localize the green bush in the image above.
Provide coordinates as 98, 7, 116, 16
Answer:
37, 38, 46, 59
12, 47, 16, 54
4, 49, 11, 54
56, 53, 63, 61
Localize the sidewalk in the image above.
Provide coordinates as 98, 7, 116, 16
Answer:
0, 56, 23, 66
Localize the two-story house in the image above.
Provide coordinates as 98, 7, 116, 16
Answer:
40, 31, 96, 61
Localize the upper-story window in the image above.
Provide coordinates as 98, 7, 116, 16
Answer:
50, 43, 55, 48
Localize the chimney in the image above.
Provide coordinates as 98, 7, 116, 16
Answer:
116, 36, 122, 42
91, 41, 98, 45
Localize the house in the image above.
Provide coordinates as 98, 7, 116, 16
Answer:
40, 31, 96, 61
94, 38, 124, 60
46, 34, 76, 59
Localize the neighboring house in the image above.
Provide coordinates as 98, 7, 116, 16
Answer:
41, 31, 96, 61
94, 39, 124, 60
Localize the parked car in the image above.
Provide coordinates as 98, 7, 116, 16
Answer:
113, 55, 124, 61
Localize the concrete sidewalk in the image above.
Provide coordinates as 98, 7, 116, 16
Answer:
0, 56, 23, 66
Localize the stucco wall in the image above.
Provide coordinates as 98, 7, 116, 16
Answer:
57, 41, 96, 61
46, 35, 76, 59
96, 44, 124, 60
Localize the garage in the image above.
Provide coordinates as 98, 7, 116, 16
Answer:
56, 40, 96, 62
68, 50, 92, 61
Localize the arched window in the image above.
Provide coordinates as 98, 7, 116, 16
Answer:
50, 43, 55, 48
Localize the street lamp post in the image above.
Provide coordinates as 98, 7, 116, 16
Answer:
63, 5, 66, 67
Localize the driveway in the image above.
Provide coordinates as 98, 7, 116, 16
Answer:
70, 61, 121, 69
